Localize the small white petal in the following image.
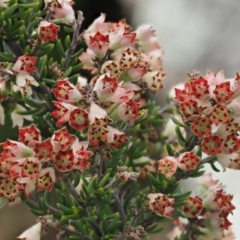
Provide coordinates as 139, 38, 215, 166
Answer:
17, 222, 42, 240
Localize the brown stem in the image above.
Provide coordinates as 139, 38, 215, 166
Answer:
65, 11, 84, 68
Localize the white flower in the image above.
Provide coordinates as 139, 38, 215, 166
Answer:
16, 73, 39, 96
0, 0, 9, 8
17, 222, 42, 240
11, 104, 33, 128
0, 103, 4, 125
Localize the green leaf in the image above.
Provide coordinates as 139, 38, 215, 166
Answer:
210, 162, 220, 172
57, 203, 74, 215
18, 2, 39, 8
37, 44, 54, 57
175, 125, 186, 147
73, 171, 81, 188
98, 173, 110, 187
4, 3, 17, 18
0, 197, 8, 209
69, 235, 82, 239
65, 35, 71, 48
44, 190, 50, 205
147, 172, 161, 189
22, 96, 43, 108
43, 78, 56, 85
39, 196, 47, 211
172, 191, 191, 202
30, 208, 45, 216
63, 66, 72, 77
68, 74, 79, 84
108, 220, 121, 234
63, 26, 73, 33
0, 52, 14, 62
166, 143, 175, 156
71, 48, 83, 59
87, 175, 97, 193
2, 41, 14, 55
56, 39, 66, 58
38, 55, 48, 76
16, 108, 42, 116
25, 200, 41, 211
72, 62, 84, 72
82, 215, 98, 222
170, 115, 185, 127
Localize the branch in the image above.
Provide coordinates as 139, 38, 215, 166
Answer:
185, 135, 199, 151
97, 154, 104, 184
111, 190, 126, 231
63, 176, 103, 238
65, 11, 84, 67
141, 214, 155, 229
104, 177, 120, 190
130, 205, 145, 227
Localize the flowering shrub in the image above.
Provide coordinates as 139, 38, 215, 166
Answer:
0, 0, 237, 239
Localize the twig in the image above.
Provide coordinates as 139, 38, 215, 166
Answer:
130, 205, 145, 227
65, 11, 84, 68
45, 202, 61, 215
158, 102, 176, 116
111, 190, 126, 231
185, 135, 199, 151
0, 69, 15, 81
63, 176, 103, 237
141, 214, 155, 229
97, 154, 104, 184
185, 218, 198, 239
104, 177, 120, 190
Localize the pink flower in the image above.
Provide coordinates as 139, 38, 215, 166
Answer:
44, 0, 75, 25
54, 149, 75, 172
51, 101, 77, 126
135, 25, 161, 53
177, 152, 200, 171
109, 100, 139, 122
88, 32, 110, 59
12, 55, 36, 74
52, 79, 83, 103
0, 179, 19, 200
182, 197, 203, 218
147, 193, 174, 219
79, 48, 97, 72
1, 140, 33, 161
69, 108, 89, 130
19, 124, 41, 148
12, 55, 39, 96
34, 138, 54, 162
157, 156, 177, 179
106, 126, 128, 149
93, 73, 119, 100
37, 167, 55, 191
37, 20, 60, 43
51, 127, 75, 152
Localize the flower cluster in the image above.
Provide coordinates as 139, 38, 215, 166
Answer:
79, 14, 164, 93
175, 70, 240, 170
51, 78, 130, 148
0, 124, 93, 199
157, 152, 200, 179
168, 174, 235, 240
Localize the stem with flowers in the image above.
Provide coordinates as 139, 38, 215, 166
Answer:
0, 0, 238, 240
